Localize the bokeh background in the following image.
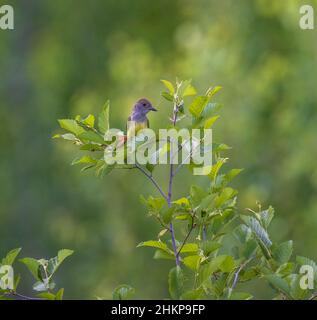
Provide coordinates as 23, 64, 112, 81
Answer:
0, 0, 316, 299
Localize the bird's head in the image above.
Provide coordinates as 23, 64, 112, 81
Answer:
133, 98, 157, 115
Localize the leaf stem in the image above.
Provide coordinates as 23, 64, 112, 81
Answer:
167, 95, 181, 267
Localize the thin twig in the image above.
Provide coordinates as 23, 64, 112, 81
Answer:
177, 210, 197, 256
231, 258, 253, 291
135, 163, 168, 201
5, 291, 43, 300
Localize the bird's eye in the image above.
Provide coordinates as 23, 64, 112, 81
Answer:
143, 103, 146, 106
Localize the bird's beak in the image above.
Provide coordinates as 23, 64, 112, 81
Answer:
150, 106, 157, 111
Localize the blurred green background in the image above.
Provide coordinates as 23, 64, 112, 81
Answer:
0, 0, 316, 299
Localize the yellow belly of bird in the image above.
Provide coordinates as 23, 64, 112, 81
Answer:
127, 121, 148, 138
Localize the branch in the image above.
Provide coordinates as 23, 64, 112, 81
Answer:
5, 291, 43, 300
230, 258, 253, 291
177, 210, 197, 256
135, 164, 168, 201
167, 96, 182, 267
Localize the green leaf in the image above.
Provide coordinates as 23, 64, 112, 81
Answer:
208, 158, 228, 181
177, 243, 198, 254
180, 288, 203, 300
261, 206, 275, 229
78, 131, 105, 144
168, 266, 184, 300
161, 207, 175, 224
206, 86, 222, 98
190, 185, 208, 207
82, 114, 95, 127
183, 255, 201, 271
2, 248, 21, 265
137, 241, 173, 255
172, 197, 190, 207
242, 216, 272, 248
36, 292, 56, 300
161, 91, 174, 101
161, 80, 175, 95
112, 284, 135, 300
234, 225, 252, 244
276, 262, 294, 276
140, 196, 165, 211
153, 249, 175, 260
219, 255, 236, 273
289, 274, 308, 300
55, 288, 64, 300
265, 274, 290, 296
200, 241, 222, 256
72, 156, 98, 166
19, 258, 41, 280
58, 119, 85, 136
229, 291, 253, 300
189, 96, 208, 117
52, 133, 78, 141
273, 241, 293, 264
98, 100, 110, 134
183, 84, 197, 97
57, 249, 74, 265
214, 187, 237, 208
204, 116, 219, 129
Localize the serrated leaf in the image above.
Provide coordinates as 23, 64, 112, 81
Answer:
168, 266, 184, 300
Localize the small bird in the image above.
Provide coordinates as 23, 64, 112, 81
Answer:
127, 98, 157, 138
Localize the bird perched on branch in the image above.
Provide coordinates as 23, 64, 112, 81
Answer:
127, 98, 157, 138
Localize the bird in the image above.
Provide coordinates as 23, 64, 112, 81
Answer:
127, 98, 157, 138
